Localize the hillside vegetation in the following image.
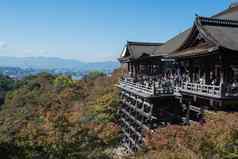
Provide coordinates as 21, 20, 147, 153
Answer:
0, 69, 123, 159
124, 112, 238, 159
0, 69, 238, 159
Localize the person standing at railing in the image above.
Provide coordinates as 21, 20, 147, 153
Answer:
186, 74, 191, 83
232, 80, 238, 88
199, 77, 205, 85
211, 78, 220, 86
145, 81, 149, 88
199, 77, 202, 85
231, 80, 238, 94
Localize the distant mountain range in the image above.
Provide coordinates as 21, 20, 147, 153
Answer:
0, 56, 120, 72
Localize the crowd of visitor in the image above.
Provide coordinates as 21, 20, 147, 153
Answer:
123, 69, 238, 95
122, 64, 238, 97
123, 71, 178, 90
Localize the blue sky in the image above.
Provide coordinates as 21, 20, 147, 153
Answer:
0, 0, 233, 62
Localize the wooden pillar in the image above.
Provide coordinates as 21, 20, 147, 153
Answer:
131, 63, 134, 77
220, 67, 224, 85
136, 64, 140, 77
135, 64, 138, 76
128, 63, 130, 73
198, 64, 201, 81
198, 99, 206, 125
186, 101, 191, 125
148, 65, 151, 75
134, 64, 137, 78
205, 65, 210, 84
129, 63, 133, 77
144, 65, 147, 75
192, 71, 195, 83
220, 54, 228, 97
147, 65, 149, 76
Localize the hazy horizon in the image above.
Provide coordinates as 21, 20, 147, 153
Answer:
0, 55, 118, 63
0, 0, 233, 62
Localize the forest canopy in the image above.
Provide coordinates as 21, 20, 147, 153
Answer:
0, 70, 123, 159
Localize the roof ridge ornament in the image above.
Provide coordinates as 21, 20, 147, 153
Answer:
197, 16, 238, 27
229, 2, 238, 8
127, 41, 163, 46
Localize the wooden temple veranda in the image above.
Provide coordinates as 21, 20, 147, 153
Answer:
117, 4, 238, 152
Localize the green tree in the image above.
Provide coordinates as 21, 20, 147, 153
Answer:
83, 70, 106, 80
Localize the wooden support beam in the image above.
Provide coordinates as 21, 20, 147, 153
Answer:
189, 105, 202, 113
121, 128, 141, 151
121, 117, 143, 139
186, 102, 191, 125
121, 108, 150, 130
122, 100, 151, 118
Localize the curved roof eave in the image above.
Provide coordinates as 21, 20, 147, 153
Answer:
195, 17, 221, 47
154, 5, 238, 56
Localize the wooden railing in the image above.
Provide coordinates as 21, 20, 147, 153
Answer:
119, 79, 174, 96
119, 79, 154, 95
180, 82, 222, 98
120, 78, 238, 98
174, 86, 181, 95
155, 86, 174, 95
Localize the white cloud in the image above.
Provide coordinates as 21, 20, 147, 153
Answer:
0, 41, 8, 49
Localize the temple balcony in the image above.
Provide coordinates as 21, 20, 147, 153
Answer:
118, 77, 238, 99
117, 77, 174, 97
179, 82, 238, 99
179, 82, 222, 98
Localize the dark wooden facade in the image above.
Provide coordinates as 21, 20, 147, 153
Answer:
170, 16, 238, 109
117, 5, 238, 153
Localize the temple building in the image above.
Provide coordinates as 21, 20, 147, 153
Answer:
117, 4, 238, 152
